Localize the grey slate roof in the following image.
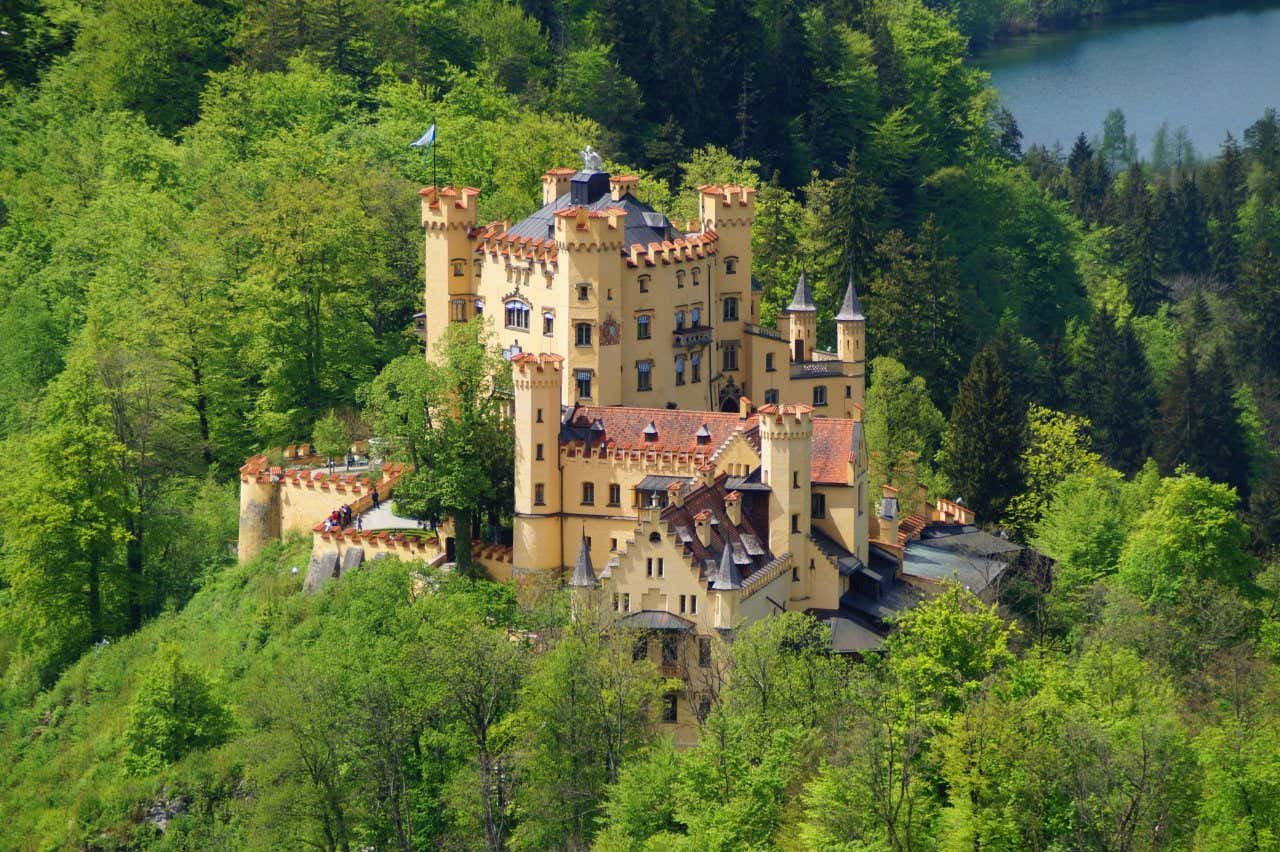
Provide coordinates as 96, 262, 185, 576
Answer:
710, 544, 744, 590
568, 537, 599, 588
504, 174, 680, 248
787, 270, 817, 312
835, 274, 865, 322
620, 610, 695, 631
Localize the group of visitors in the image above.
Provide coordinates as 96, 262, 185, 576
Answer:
320, 486, 380, 533
323, 504, 359, 533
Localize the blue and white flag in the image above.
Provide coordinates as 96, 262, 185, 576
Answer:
410, 124, 437, 150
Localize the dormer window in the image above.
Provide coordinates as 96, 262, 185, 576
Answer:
695, 424, 711, 444
504, 300, 530, 330
643, 421, 658, 442
724, 256, 738, 274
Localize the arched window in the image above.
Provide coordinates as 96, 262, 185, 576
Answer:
691, 267, 701, 285
504, 300, 530, 330
676, 269, 686, 288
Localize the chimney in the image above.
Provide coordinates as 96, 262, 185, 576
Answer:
879, 484, 900, 545
541, 168, 574, 205
668, 480, 685, 507
609, 174, 639, 201
726, 491, 742, 526
738, 395, 752, 420
694, 510, 712, 547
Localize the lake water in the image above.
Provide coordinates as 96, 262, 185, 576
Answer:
977, 0, 1280, 158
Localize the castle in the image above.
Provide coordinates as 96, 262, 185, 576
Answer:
418, 165, 866, 416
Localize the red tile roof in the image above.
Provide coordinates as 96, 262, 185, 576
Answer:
562, 406, 857, 484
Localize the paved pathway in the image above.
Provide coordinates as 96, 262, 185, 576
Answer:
358, 502, 423, 531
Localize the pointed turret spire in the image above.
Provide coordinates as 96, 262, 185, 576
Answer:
786, 269, 816, 312
568, 537, 598, 588
710, 543, 744, 591
835, 273, 865, 322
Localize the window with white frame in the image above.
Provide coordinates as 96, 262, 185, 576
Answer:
636, 314, 651, 339
504, 300, 530, 330
636, 360, 653, 392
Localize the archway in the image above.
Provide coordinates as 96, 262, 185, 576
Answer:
720, 395, 740, 413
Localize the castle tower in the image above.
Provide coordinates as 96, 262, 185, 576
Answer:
835, 274, 867, 407
541, 167, 575, 204
555, 185, 626, 406
238, 472, 281, 564
420, 185, 480, 354
698, 184, 757, 321
512, 352, 565, 573
758, 404, 814, 594
785, 271, 817, 362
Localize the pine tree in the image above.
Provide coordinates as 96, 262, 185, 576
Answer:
1236, 249, 1280, 373
1208, 133, 1246, 282
940, 346, 1026, 525
1072, 308, 1158, 475
1156, 342, 1250, 494
1176, 177, 1211, 277
1116, 163, 1167, 314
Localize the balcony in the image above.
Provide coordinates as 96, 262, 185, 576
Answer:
791, 360, 846, 379
743, 322, 783, 341
673, 324, 714, 348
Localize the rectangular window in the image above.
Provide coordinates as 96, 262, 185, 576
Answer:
636, 314, 651, 339
639, 275, 650, 293
764, 389, 779, 405
813, 385, 828, 407
677, 270, 686, 288
691, 353, 702, 383
845, 385, 852, 399
657, 558, 664, 577
536, 443, 544, 461
450, 299, 467, 322
765, 352, 775, 372
623, 593, 630, 612
661, 635, 678, 665
679, 594, 687, 614
582, 482, 595, 505
576, 371, 592, 399
690, 306, 701, 326
812, 493, 826, 518
452, 260, 465, 277
690, 594, 697, 615
610, 537, 617, 551
608, 484, 621, 506
505, 301, 530, 330
646, 558, 653, 578
543, 312, 554, 336
675, 355, 685, 386
698, 637, 712, 667
675, 310, 685, 331
723, 342, 738, 372
575, 323, 592, 347
791, 513, 800, 533
723, 297, 739, 321
534, 483, 545, 505
636, 360, 652, 392
578, 283, 590, 301
613, 593, 620, 611
662, 693, 678, 723
724, 256, 738, 274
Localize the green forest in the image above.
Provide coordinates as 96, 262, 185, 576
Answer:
2, 0, 1280, 847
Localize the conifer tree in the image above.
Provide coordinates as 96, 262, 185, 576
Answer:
940, 346, 1026, 524
1208, 133, 1247, 281
1177, 177, 1211, 277
1071, 308, 1158, 475
1156, 341, 1250, 494
1116, 163, 1167, 314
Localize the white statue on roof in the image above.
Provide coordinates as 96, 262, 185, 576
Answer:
580, 145, 603, 172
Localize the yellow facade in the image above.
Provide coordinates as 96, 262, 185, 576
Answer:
421, 168, 867, 415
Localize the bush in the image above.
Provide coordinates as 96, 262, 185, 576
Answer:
123, 645, 233, 775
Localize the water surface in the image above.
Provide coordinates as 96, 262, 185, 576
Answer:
978, 1, 1280, 157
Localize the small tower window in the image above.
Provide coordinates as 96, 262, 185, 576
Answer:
764, 389, 779, 404
450, 299, 467, 322
724, 256, 738, 274
452, 259, 466, 277
638, 275, 651, 293
676, 270, 686, 288
812, 493, 826, 518
536, 443, 544, 460
534, 483, 545, 505
691, 267, 701, 286
791, 514, 800, 533
575, 323, 593, 347
765, 352, 775, 372
813, 386, 828, 407
846, 385, 852, 398
582, 482, 595, 505
723, 297, 739, 321
636, 314, 651, 339
543, 311, 555, 336
577, 283, 590, 301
